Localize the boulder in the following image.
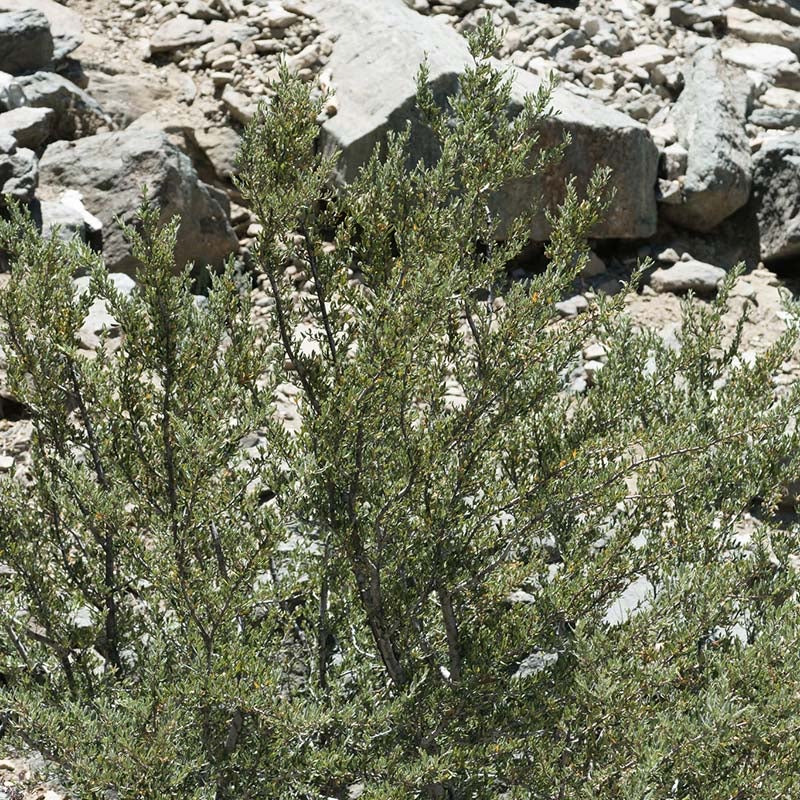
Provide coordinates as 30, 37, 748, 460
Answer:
0, 9, 52, 74
0, 145, 37, 201
0, 105, 53, 149
750, 107, 800, 128
37, 128, 238, 274
7, 72, 108, 141
726, 7, 800, 54
661, 45, 751, 232
0, 0, 82, 60
748, 133, 800, 262
311, 0, 658, 241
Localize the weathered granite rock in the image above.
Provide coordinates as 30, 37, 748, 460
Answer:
0, 105, 53, 149
750, 107, 800, 128
727, 6, 800, 54
7, 72, 108, 141
748, 133, 800, 262
0, 9, 53, 74
312, 0, 658, 240
662, 45, 751, 232
734, 0, 800, 26
649, 256, 726, 294
0, 145, 37, 201
0, 0, 82, 60
150, 15, 214, 53
38, 128, 238, 274
722, 42, 797, 73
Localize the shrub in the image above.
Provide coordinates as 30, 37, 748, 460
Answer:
2, 19, 800, 800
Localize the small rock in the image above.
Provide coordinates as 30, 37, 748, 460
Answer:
149, 14, 213, 53
555, 294, 589, 317
221, 84, 256, 123
722, 42, 797, 73
649, 259, 726, 295
750, 107, 800, 129
0, 105, 53, 149
0, 146, 37, 201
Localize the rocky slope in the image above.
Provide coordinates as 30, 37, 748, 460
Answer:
1, 0, 800, 790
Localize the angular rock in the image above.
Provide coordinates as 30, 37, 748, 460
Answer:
149, 14, 213, 53
38, 128, 238, 274
649, 258, 726, 294
734, 0, 800, 26
722, 42, 797, 73
669, 1, 726, 30
0, 105, 53, 149
0, 0, 83, 60
748, 133, 800, 262
192, 125, 242, 180
0, 146, 37, 201
761, 86, 800, 109
7, 72, 108, 141
750, 107, 800, 128
726, 7, 800, 54
662, 45, 751, 232
0, 9, 52, 74
312, 0, 658, 240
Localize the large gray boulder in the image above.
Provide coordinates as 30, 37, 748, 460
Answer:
7, 72, 108, 141
0, 0, 82, 60
38, 128, 238, 274
0, 9, 52, 74
312, 0, 658, 241
661, 45, 751, 233
748, 133, 800, 263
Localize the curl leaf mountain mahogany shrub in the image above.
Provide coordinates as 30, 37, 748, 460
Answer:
2, 22, 800, 800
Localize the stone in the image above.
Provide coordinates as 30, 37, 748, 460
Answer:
0, 146, 37, 201
149, 14, 213, 53
261, 2, 301, 27
0, 10, 52, 74
662, 45, 751, 232
761, 86, 800, 109
313, 0, 659, 240
750, 107, 800, 128
7, 72, 108, 141
0, 0, 83, 60
35, 189, 102, 244
726, 7, 800, 54
735, 0, 800, 26
748, 133, 800, 262
0, 105, 53, 149
38, 128, 238, 274
555, 294, 589, 317
0, 128, 13, 152
649, 258, 726, 294
669, 1, 725, 30
184, 0, 223, 20
79, 69, 173, 129
618, 43, 675, 71
722, 42, 797, 73
192, 125, 242, 180
660, 141, 688, 179
221, 84, 256, 124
